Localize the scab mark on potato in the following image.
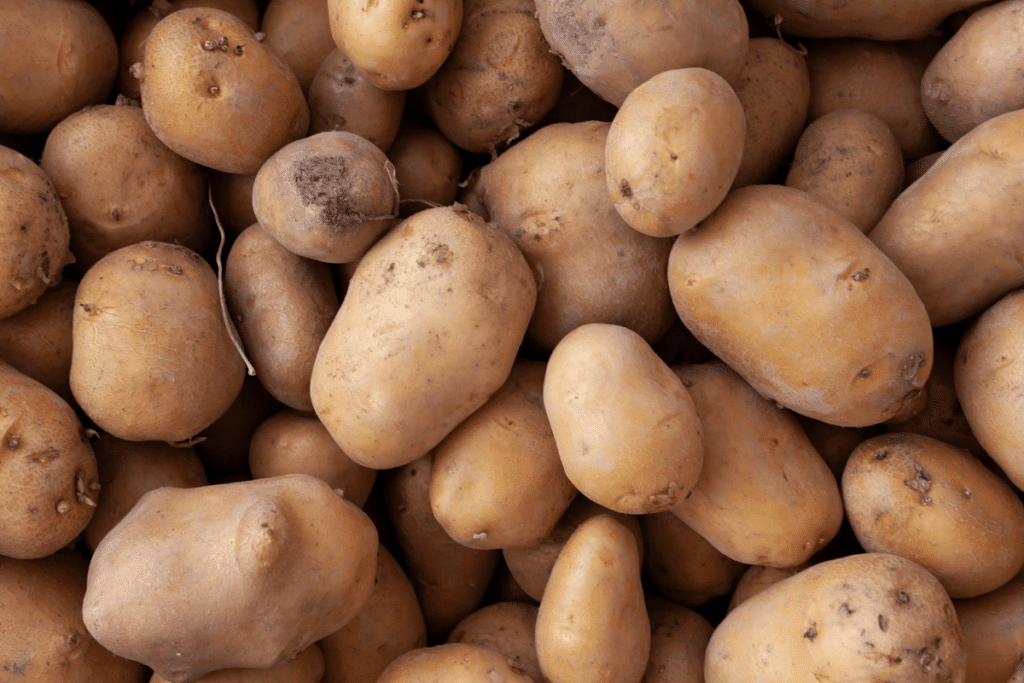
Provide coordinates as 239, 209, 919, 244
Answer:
840, 602, 856, 616
293, 156, 356, 228
895, 591, 910, 605
804, 624, 817, 641
878, 613, 888, 631
874, 449, 887, 460
620, 180, 632, 198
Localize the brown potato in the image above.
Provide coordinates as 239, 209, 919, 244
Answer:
376, 643, 535, 683
261, 0, 335, 94
726, 564, 810, 614
210, 173, 258, 236
447, 602, 544, 683
149, 644, 324, 683
643, 596, 713, 683
194, 374, 283, 475
743, 0, 976, 40
954, 567, 1024, 683
388, 121, 463, 216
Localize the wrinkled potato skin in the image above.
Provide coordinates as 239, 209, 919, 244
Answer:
741, 0, 976, 40
535, 0, 748, 107
870, 111, 1024, 327
669, 363, 843, 566
447, 602, 543, 683
843, 433, 1024, 598
311, 206, 536, 470
954, 289, 1024, 491
225, 225, 340, 410
954, 568, 1024, 683
138, 8, 310, 175
0, 0, 117, 135
376, 643, 535, 683
0, 362, 98, 560
668, 184, 933, 427
706, 553, 967, 683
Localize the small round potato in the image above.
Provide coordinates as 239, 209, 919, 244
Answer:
376, 643, 534, 683
260, 0, 335, 94
387, 121, 463, 216
447, 602, 543, 683
644, 596, 714, 683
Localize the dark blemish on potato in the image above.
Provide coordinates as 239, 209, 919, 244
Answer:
895, 591, 910, 604
840, 603, 855, 616
670, 153, 678, 160
851, 268, 870, 281
921, 495, 932, 505
859, 369, 871, 378
964, 489, 971, 499
893, 657, 902, 664
294, 155, 354, 227
878, 614, 888, 631
874, 449, 888, 460
804, 624, 817, 641
234, 44, 245, 56
6, 437, 18, 449
620, 180, 632, 198
684, 490, 692, 500
409, 468, 417, 477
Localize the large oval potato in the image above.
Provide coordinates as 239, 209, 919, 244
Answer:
668, 184, 932, 427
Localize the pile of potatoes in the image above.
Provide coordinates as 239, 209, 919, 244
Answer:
3, 0, 1024, 682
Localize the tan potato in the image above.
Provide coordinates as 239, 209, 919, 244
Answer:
261, 0, 335, 94
668, 184, 933, 427
0, 361, 99, 560
726, 564, 810, 614
70, 241, 246, 443
83, 474, 379, 683
535, 514, 649, 683
795, 415, 882, 482
307, 49, 407, 151
41, 103, 212, 273
376, 643, 535, 683
83, 436, 208, 551
904, 150, 944, 187
430, 360, 577, 549
248, 409, 376, 508
730, 37, 811, 189
150, 644, 325, 683
741, 0, 977, 40
328, 0, 462, 91
447, 602, 544, 683
641, 510, 747, 607
785, 108, 905, 234
462, 121, 676, 352
210, 173, 258, 236
605, 68, 745, 238
137, 8, 310, 175
383, 456, 501, 641
534, 0, 748, 107
318, 545, 427, 683
669, 363, 843, 566
706, 553, 967, 683
194, 374, 283, 475
954, 568, 1024, 683
543, 323, 704, 514
310, 205, 536, 470
0, 0, 117, 135
869, 110, 1024, 327
388, 120, 463, 217
0, 550, 148, 683
643, 596, 713, 683
252, 131, 399, 264
954, 288, 1024, 491
0, 146, 71, 321
225, 224, 340, 409
842, 432, 1024, 598
423, 0, 564, 155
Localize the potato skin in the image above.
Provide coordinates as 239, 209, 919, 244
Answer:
150, 644, 325, 683
447, 602, 543, 683
644, 596, 713, 683
954, 568, 1024, 683
260, 0, 335, 94
668, 184, 932, 427
843, 433, 1024, 598
740, 0, 976, 40
706, 553, 967, 683
376, 643, 535, 683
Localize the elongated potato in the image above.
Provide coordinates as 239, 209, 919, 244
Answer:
668, 184, 933, 427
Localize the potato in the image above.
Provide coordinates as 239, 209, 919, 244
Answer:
741, 0, 977, 40
668, 184, 933, 427
318, 545, 427, 683
150, 644, 325, 683
706, 553, 967, 683
41, 103, 212, 273
643, 596, 713, 683
641, 510, 747, 607
0, 146, 71, 321
0, 278, 77, 404
922, 0, 1024, 142
137, 8, 310, 175
225, 224, 340, 409
785, 108, 905, 234
726, 563, 809, 614
0, 361, 99, 560
387, 121, 463, 216
730, 37, 811, 189
668, 362, 843, 566
0, 550, 147, 683
869, 110, 1024, 327
261, 0, 335, 94
0, 0, 117, 135
307, 49, 407, 151
430, 360, 577, 549
605, 68, 745, 238
796, 414, 882, 483
310, 205, 536, 470
210, 173, 258, 236
534, 0, 748, 107
447, 602, 543, 683
194, 374, 283, 475
535, 514, 649, 683
904, 150, 944, 187
83, 435, 208, 551
383, 456, 500, 640
83, 474, 379, 683
543, 323, 703, 514
70, 241, 246, 443
248, 409, 376, 508
954, 288, 1024, 491
376, 643, 535, 683
462, 121, 676, 351
328, 0, 462, 91
842, 433, 1024, 598
954, 567, 1024, 683
423, 0, 564, 155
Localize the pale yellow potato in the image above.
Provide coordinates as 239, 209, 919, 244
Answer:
669, 363, 843, 566
310, 205, 536, 470
376, 643, 535, 683
328, 0, 462, 91
842, 432, 1024, 598
954, 567, 1024, 683
726, 564, 809, 614
785, 107, 904, 234
534, 0, 748, 107
447, 602, 544, 683
535, 515, 649, 683
544, 323, 703, 514
261, 0, 335, 94
430, 360, 576, 549
644, 596, 713, 683
668, 184, 933, 427
706, 553, 967, 683
606, 68, 745, 237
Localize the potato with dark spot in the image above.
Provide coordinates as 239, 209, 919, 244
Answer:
253, 131, 399, 264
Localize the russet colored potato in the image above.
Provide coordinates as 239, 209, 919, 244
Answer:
376, 643, 534, 683
741, 0, 976, 40
643, 597, 713, 683
447, 602, 543, 683
954, 568, 1024, 683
